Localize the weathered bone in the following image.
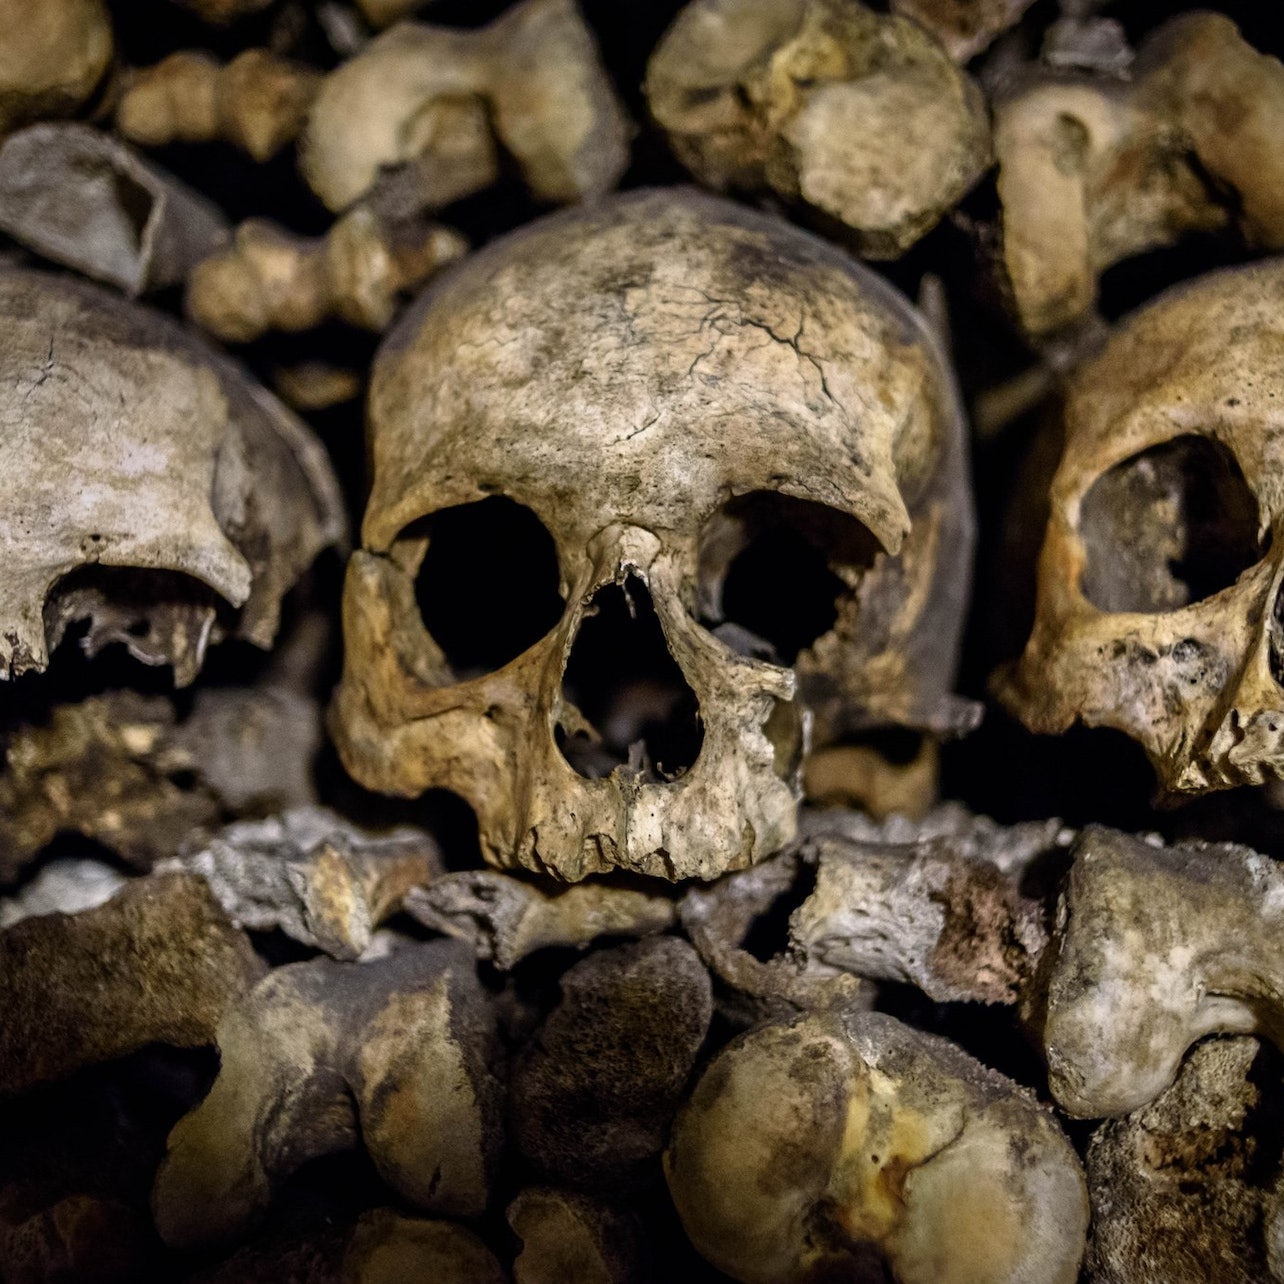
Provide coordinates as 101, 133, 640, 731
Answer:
116, 50, 320, 162
507, 1188, 648, 1284
646, 0, 991, 257
333, 188, 973, 880
300, 0, 630, 214
0, 685, 323, 883
680, 847, 867, 1023
891, 0, 1035, 63
153, 939, 502, 1247
0, 267, 345, 683
1085, 1036, 1284, 1284
0, 0, 112, 135
790, 818, 1060, 1005
995, 12, 1284, 336
511, 937, 712, 1191
186, 207, 466, 342
0, 873, 265, 1097
0, 124, 228, 295
1032, 825, 1284, 1119
404, 869, 676, 969
162, 806, 442, 960
665, 1007, 1088, 1283
997, 258, 1284, 795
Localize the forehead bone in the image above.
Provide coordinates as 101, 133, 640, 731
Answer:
0, 267, 344, 680
367, 189, 940, 555
1059, 258, 1284, 509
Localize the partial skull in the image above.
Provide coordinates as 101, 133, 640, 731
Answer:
333, 189, 973, 881
997, 260, 1284, 795
0, 267, 345, 685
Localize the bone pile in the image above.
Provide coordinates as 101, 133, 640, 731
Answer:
3, 1, 1284, 1282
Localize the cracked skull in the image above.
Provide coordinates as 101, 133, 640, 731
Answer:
0, 266, 344, 685
333, 189, 972, 881
998, 259, 1284, 795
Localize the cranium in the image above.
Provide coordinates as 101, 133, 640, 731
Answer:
0, 267, 344, 684
333, 189, 973, 881
997, 259, 1284, 795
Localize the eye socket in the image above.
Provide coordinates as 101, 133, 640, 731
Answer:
1078, 435, 1267, 614
696, 491, 881, 665
411, 496, 565, 678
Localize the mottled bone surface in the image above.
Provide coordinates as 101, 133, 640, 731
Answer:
665, 1007, 1088, 1284
153, 939, 501, 1247
0, 267, 344, 683
334, 187, 973, 881
646, 0, 990, 257
998, 259, 1284, 795
1034, 826, 1284, 1118
0, 873, 264, 1097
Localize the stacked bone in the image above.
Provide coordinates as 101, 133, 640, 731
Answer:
6, 0, 1284, 1282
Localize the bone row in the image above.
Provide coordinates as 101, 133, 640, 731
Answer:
7, 0, 1284, 819
5, 1, 1283, 346
4, 801, 1284, 1281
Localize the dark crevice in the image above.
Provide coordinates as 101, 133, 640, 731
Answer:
739, 859, 817, 963
557, 576, 702, 782
410, 496, 565, 680
1079, 435, 1265, 614
698, 491, 880, 665
1271, 580, 1284, 691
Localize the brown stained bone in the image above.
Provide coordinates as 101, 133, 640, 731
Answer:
191, 1207, 506, 1284
404, 870, 676, 969
680, 847, 867, 1024
153, 939, 502, 1248
1030, 826, 1284, 1119
271, 360, 363, 411
0, 1194, 152, 1284
995, 13, 1284, 337
0, 267, 345, 685
333, 189, 974, 881
116, 50, 320, 162
1085, 1036, 1284, 1284
890, 0, 1036, 63
164, 807, 442, 960
995, 260, 1284, 796
0, 124, 229, 295
665, 1007, 1088, 1284
0, 685, 323, 883
186, 208, 467, 343
0, 873, 265, 1097
300, 0, 630, 215
645, 0, 991, 258
510, 937, 712, 1192
342, 1211, 507, 1284
801, 736, 939, 819
508, 1188, 648, 1284
0, 0, 112, 135
789, 819, 1060, 1005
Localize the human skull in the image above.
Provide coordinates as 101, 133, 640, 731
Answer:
997, 259, 1284, 795
0, 267, 345, 684
332, 189, 973, 881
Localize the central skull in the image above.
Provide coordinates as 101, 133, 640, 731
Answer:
333, 189, 969, 881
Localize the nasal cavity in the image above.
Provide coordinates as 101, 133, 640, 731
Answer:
1271, 579, 1284, 691
556, 576, 703, 783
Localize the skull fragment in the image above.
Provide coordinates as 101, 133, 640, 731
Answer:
333, 189, 972, 881
0, 267, 345, 685
998, 259, 1284, 795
